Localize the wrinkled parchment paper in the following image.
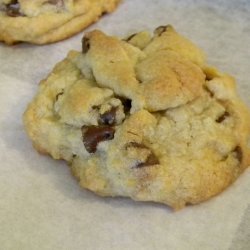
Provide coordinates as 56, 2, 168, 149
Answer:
0, 1, 249, 249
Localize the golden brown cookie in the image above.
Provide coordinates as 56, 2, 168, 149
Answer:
0, 0, 120, 44
23, 26, 250, 209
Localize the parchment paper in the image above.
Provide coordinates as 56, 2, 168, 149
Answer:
0, 1, 250, 249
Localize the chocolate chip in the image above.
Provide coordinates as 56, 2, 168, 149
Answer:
6, 8, 20, 17
134, 153, 160, 168
216, 111, 230, 123
99, 107, 117, 125
101, 11, 108, 15
233, 146, 243, 163
126, 142, 160, 168
6, 1, 22, 17
82, 36, 90, 53
205, 74, 213, 81
82, 126, 115, 153
133, 153, 160, 168
154, 25, 171, 36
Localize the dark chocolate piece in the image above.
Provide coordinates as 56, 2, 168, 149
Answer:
216, 111, 230, 123
126, 142, 160, 168
233, 146, 243, 163
82, 126, 115, 153
134, 153, 160, 168
99, 107, 117, 125
6, 1, 22, 17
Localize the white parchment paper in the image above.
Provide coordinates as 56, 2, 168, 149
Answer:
0, 1, 249, 249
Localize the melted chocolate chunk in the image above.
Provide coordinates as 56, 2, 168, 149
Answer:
6, 1, 22, 17
82, 126, 115, 153
205, 74, 213, 81
82, 36, 90, 53
233, 146, 243, 163
154, 25, 171, 36
134, 153, 160, 168
99, 107, 117, 125
216, 111, 230, 123
126, 142, 160, 168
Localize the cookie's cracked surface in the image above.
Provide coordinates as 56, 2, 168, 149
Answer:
24, 26, 250, 209
0, 0, 120, 44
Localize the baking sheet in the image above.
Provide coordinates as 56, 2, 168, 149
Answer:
0, 0, 250, 249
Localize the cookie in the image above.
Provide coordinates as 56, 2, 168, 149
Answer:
0, 0, 120, 44
23, 25, 250, 209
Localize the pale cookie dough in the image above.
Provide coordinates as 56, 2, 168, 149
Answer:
24, 26, 250, 209
0, 0, 120, 44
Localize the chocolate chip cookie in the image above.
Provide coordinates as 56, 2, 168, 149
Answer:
0, 0, 120, 44
23, 26, 250, 209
